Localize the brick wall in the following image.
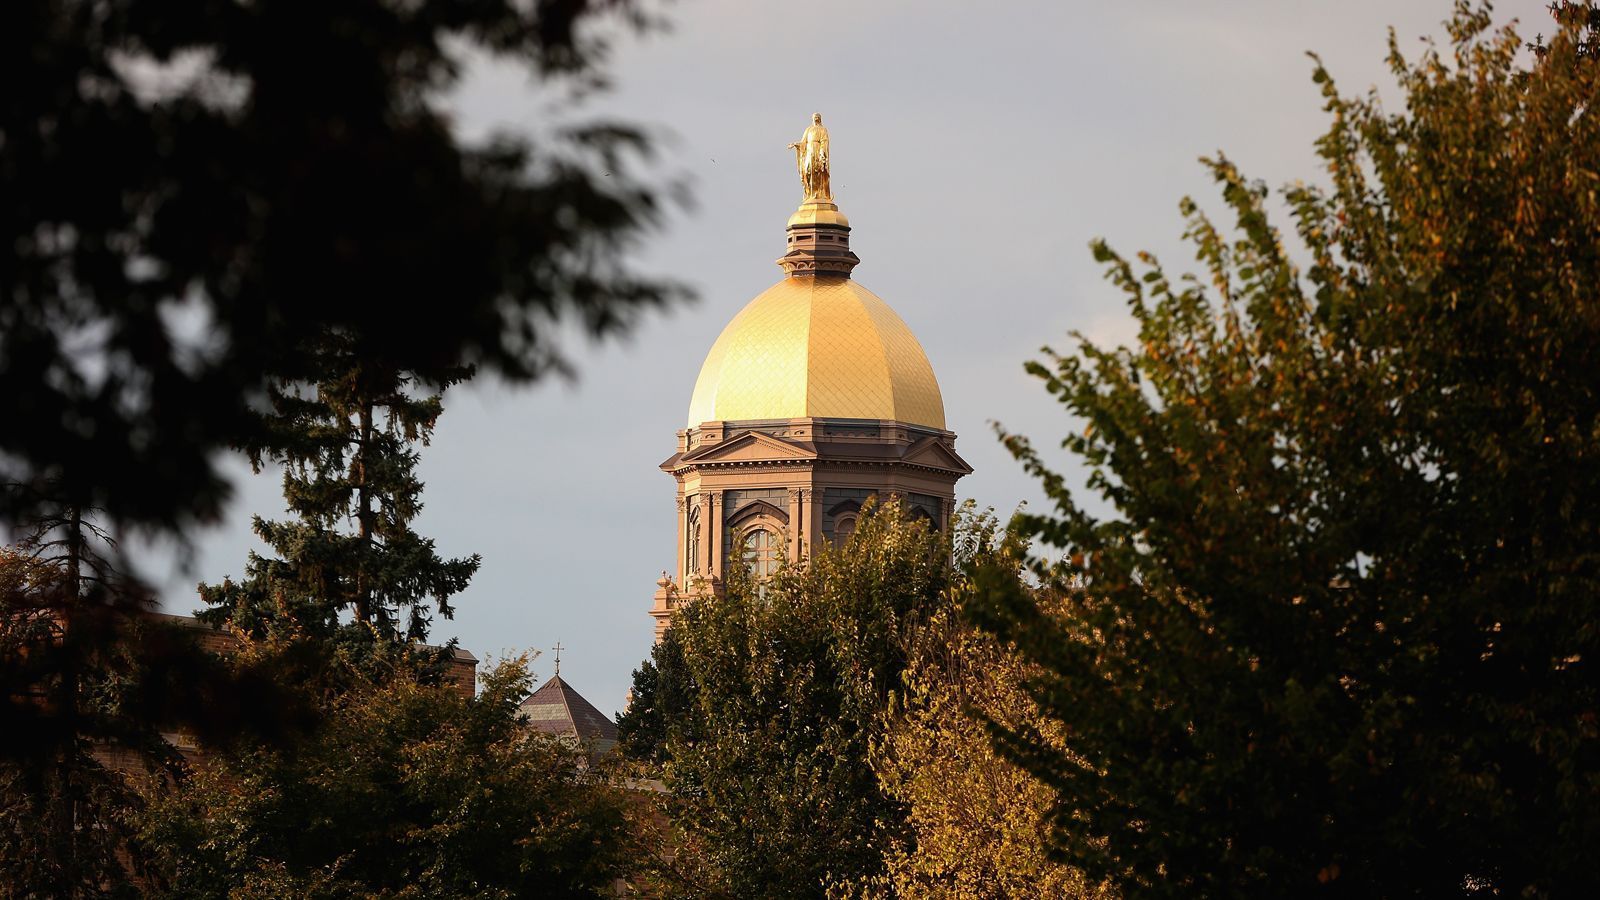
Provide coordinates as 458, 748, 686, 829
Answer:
445, 648, 478, 699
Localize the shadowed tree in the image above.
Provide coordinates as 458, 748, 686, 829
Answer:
0, 516, 153, 899
136, 657, 635, 898
864, 545, 1112, 900
3, 0, 683, 888
616, 625, 693, 766
638, 502, 1040, 898
0, 0, 686, 541
1, 509, 310, 897
978, 5, 1600, 897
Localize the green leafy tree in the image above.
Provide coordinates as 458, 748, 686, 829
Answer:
616, 627, 694, 765
136, 657, 633, 898
864, 547, 1111, 900
645, 501, 954, 897
198, 334, 479, 656
978, 5, 1600, 897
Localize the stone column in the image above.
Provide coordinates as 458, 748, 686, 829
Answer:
674, 495, 687, 585
801, 488, 819, 558
708, 492, 724, 577
697, 493, 713, 583
787, 488, 803, 561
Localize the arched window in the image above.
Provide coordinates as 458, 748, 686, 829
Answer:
834, 514, 858, 541
742, 528, 778, 579
685, 506, 701, 575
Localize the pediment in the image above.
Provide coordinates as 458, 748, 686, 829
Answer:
680, 430, 818, 466
728, 499, 790, 527
901, 437, 974, 475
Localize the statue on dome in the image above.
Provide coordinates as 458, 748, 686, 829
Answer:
787, 112, 831, 201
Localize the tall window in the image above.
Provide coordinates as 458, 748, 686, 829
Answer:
685, 506, 700, 575
742, 528, 777, 579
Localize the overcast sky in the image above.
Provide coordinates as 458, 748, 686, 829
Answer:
153, 0, 1553, 715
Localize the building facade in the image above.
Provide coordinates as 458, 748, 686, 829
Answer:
651, 116, 970, 639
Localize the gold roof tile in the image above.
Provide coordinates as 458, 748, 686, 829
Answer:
686, 275, 946, 430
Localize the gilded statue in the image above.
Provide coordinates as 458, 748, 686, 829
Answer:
787, 112, 831, 201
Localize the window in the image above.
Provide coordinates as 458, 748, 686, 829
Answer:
685, 507, 700, 575
834, 514, 858, 540
742, 528, 778, 579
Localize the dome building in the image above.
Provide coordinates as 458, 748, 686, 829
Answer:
650, 115, 971, 638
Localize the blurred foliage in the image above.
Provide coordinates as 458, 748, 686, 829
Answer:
2, 1, 680, 887
0, 0, 686, 541
978, 4, 1600, 897
1529, 0, 1600, 58
135, 657, 633, 898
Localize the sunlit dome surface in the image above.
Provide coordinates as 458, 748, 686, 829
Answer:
686, 275, 946, 430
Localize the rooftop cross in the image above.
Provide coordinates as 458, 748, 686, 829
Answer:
552, 641, 564, 676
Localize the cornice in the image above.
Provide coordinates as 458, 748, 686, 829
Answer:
666, 457, 966, 478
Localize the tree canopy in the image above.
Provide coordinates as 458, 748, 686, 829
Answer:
978, 6, 1600, 897
623, 503, 1101, 898
1, 510, 312, 898
3, 2, 683, 889
1, 0, 685, 541
136, 658, 633, 899
644, 503, 949, 897
864, 533, 1110, 900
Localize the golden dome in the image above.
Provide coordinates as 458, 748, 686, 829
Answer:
686, 275, 946, 430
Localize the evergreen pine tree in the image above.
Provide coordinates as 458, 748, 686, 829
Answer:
200, 333, 479, 661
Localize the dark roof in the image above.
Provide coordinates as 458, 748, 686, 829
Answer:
520, 675, 619, 750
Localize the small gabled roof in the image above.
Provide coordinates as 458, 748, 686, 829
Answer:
520, 674, 619, 751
